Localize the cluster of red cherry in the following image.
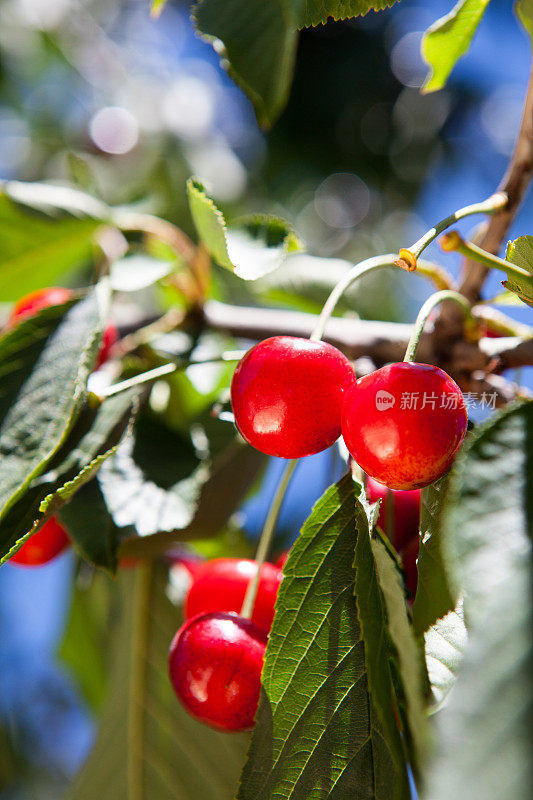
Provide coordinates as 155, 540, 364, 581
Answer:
168, 476, 422, 733
168, 335, 466, 732
5, 287, 118, 567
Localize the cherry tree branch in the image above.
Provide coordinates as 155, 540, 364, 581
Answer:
459, 66, 533, 302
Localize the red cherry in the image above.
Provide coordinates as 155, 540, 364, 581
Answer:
366, 476, 420, 551
185, 558, 282, 632
168, 612, 267, 731
10, 517, 70, 566
95, 321, 118, 368
400, 535, 419, 600
274, 551, 290, 570
342, 362, 467, 490
8, 287, 117, 367
231, 336, 356, 458
8, 287, 73, 324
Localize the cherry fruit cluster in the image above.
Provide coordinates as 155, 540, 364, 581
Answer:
231, 336, 468, 491
168, 557, 283, 731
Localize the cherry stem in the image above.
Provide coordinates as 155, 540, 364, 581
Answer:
403, 290, 473, 364
440, 231, 533, 288
101, 351, 246, 397
310, 254, 446, 342
405, 193, 507, 260
240, 459, 298, 620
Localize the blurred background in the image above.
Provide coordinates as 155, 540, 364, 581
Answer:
0, 0, 531, 795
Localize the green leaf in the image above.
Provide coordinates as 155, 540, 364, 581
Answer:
193, 0, 299, 128
516, 0, 533, 40
424, 599, 467, 710
423, 401, 533, 800
238, 474, 405, 800
353, 486, 412, 797
109, 254, 175, 292
371, 535, 428, 773
192, 1, 401, 126
504, 235, 533, 307
116, 436, 267, 558
421, 0, 491, 93
0, 287, 108, 532
98, 412, 205, 537
0, 388, 138, 569
187, 178, 301, 279
299, 1, 400, 28
0, 181, 108, 300
59, 569, 115, 714
411, 477, 456, 637
151, 0, 168, 17
68, 562, 249, 800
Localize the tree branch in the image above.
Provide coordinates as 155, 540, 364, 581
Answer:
459, 66, 533, 302
202, 301, 533, 389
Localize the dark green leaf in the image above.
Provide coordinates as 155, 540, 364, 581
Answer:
0, 388, 138, 569
117, 437, 266, 558
187, 178, 301, 279
422, 0, 491, 93
504, 235, 533, 307
0, 287, 108, 535
0, 181, 108, 300
299, 1, 400, 28
371, 535, 428, 773
423, 401, 533, 800
98, 412, 209, 537
68, 562, 249, 800
193, 1, 299, 128
238, 474, 405, 800
411, 477, 456, 637
193, 1, 401, 126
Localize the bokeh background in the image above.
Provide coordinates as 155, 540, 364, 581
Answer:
0, 0, 531, 795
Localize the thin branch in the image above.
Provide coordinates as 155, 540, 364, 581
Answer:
202, 300, 533, 374
459, 66, 533, 302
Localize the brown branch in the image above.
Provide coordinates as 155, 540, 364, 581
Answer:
202, 300, 533, 379
459, 66, 533, 302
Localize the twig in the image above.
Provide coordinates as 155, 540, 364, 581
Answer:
459, 67, 533, 302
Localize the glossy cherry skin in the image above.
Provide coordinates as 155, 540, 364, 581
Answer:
9, 287, 117, 366
366, 476, 420, 552
185, 558, 282, 633
274, 551, 290, 570
400, 535, 419, 600
342, 362, 467, 490
8, 287, 74, 323
231, 336, 356, 459
168, 612, 267, 731
10, 517, 70, 566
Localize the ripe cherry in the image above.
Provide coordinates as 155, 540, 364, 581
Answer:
400, 535, 419, 600
274, 550, 290, 570
8, 287, 117, 367
342, 362, 467, 490
185, 558, 282, 632
231, 336, 356, 459
366, 476, 420, 552
10, 517, 70, 566
168, 612, 267, 731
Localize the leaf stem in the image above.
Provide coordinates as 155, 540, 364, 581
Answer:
404, 193, 507, 260
403, 290, 473, 363
101, 351, 246, 397
128, 563, 151, 800
240, 459, 297, 620
440, 231, 533, 285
